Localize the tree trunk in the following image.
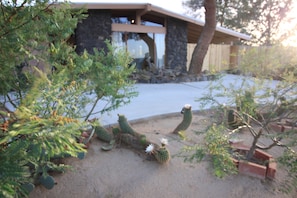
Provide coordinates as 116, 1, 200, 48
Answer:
188, 0, 216, 74
246, 128, 263, 161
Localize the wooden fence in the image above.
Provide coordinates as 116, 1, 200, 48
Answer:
187, 44, 297, 72
187, 44, 236, 72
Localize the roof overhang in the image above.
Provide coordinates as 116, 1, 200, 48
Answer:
69, 2, 251, 44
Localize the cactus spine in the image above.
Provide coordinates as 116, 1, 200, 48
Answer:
154, 147, 170, 164
118, 114, 137, 135
138, 134, 147, 146
120, 133, 147, 150
95, 125, 114, 142
112, 127, 121, 136
173, 104, 192, 134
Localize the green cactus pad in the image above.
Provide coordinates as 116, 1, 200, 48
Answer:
118, 114, 136, 135
77, 152, 86, 159
39, 175, 55, 190
95, 125, 114, 142
101, 140, 116, 151
154, 147, 170, 164
173, 105, 193, 134
21, 183, 35, 194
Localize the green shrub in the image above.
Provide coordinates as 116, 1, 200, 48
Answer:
0, 1, 137, 197
181, 45, 297, 192
238, 45, 297, 79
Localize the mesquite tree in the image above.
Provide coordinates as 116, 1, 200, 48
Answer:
182, 46, 297, 192
184, 0, 294, 46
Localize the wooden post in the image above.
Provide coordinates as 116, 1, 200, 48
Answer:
229, 45, 239, 69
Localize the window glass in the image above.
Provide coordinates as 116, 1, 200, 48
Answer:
112, 32, 165, 69
112, 18, 163, 27
112, 17, 131, 24
154, 33, 165, 68
111, 17, 165, 69
142, 21, 163, 27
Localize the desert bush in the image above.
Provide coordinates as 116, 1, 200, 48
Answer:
181, 54, 297, 193
182, 124, 238, 178
238, 45, 297, 79
0, 1, 136, 197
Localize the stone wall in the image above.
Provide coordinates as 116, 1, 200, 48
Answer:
74, 10, 189, 73
165, 18, 188, 72
75, 10, 111, 54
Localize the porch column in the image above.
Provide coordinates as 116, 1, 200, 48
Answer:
165, 18, 188, 72
75, 10, 112, 54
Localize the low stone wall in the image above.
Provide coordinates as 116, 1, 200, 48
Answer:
130, 68, 218, 83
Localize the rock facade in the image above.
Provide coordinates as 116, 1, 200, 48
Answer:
130, 68, 218, 84
75, 10, 111, 54
165, 18, 188, 72
74, 10, 191, 81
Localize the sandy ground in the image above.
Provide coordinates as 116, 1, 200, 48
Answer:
30, 111, 297, 198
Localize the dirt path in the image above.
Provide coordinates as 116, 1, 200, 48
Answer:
30, 111, 296, 198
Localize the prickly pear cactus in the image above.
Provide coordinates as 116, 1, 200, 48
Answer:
154, 147, 170, 164
21, 183, 35, 194
118, 114, 136, 135
95, 125, 114, 142
173, 104, 192, 134
77, 152, 86, 159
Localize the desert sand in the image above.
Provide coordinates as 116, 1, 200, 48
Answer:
30, 111, 296, 198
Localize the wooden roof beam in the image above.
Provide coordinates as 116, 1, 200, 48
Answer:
135, 4, 152, 25
112, 23, 166, 33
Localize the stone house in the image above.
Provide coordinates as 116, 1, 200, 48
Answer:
71, 3, 250, 72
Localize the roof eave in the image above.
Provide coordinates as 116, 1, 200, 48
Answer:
69, 2, 251, 42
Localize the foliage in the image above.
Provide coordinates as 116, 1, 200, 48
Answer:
65, 42, 137, 120
181, 124, 237, 178
0, 1, 137, 197
180, 46, 297, 192
204, 124, 238, 178
183, 0, 294, 45
277, 149, 297, 193
238, 45, 297, 79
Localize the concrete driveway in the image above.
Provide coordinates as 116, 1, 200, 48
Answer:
94, 74, 255, 125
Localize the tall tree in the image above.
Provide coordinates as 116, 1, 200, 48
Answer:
184, 0, 293, 46
187, 0, 217, 75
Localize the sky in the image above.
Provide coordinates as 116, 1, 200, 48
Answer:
72, 0, 297, 46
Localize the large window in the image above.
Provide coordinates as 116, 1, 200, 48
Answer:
111, 17, 165, 70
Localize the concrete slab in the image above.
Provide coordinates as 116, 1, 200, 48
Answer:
95, 74, 249, 126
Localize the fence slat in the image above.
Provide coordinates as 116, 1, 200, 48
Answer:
187, 45, 297, 73
187, 44, 231, 72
